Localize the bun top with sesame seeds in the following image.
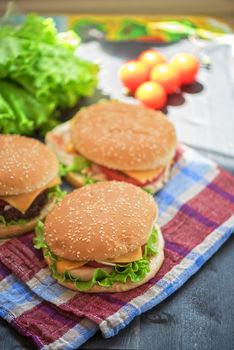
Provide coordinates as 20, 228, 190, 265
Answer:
71, 102, 177, 171
44, 181, 157, 261
0, 135, 59, 196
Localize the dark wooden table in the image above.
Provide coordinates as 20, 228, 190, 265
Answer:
1, 40, 234, 349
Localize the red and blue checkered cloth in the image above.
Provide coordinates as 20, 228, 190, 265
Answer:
0, 145, 234, 349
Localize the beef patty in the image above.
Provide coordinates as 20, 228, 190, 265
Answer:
0, 190, 48, 223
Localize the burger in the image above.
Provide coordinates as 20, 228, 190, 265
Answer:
0, 135, 63, 238
46, 101, 177, 192
34, 181, 165, 293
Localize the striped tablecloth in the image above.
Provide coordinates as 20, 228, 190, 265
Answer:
0, 145, 234, 349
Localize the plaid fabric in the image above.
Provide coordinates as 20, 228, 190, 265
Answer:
0, 262, 98, 349
0, 145, 234, 348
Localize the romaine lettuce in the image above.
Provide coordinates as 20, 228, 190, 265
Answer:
0, 215, 27, 226
48, 185, 67, 203
59, 156, 98, 185
0, 14, 98, 135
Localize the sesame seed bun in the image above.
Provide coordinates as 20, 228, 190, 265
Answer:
0, 199, 56, 239
71, 102, 177, 171
0, 135, 58, 196
46, 226, 164, 293
44, 181, 157, 261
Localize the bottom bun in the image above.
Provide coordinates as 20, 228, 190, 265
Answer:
55, 226, 164, 293
0, 200, 56, 239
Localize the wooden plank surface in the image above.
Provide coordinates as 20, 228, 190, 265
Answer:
0, 0, 234, 18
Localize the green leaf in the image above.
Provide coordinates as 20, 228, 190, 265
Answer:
0, 215, 6, 225
33, 220, 47, 249
17, 219, 27, 226
59, 155, 91, 177
58, 162, 69, 177
0, 80, 50, 135
34, 220, 57, 263
144, 226, 158, 258
75, 269, 111, 291
143, 187, 155, 195
83, 175, 99, 185
72, 156, 91, 172
17, 15, 58, 45
0, 215, 27, 227
63, 256, 151, 292
59, 157, 99, 187
48, 185, 67, 203
34, 220, 58, 279
0, 14, 98, 135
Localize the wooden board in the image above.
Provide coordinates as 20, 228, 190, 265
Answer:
0, 0, 234, 19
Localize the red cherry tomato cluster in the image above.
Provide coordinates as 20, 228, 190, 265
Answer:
119, 49, 200, 110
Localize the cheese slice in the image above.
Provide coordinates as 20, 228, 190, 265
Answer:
65, 142, 77, 154
56, 258, 87, 274
122, 167, 164, 184
109, 246, 143, 263
0, 176, 61, 214
56, 247, 143, 274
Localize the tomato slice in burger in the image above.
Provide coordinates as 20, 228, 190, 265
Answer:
99, 165, 166, 186
86, 261, 105, 268
173, 145, 183, 163
99, 166, 144, 186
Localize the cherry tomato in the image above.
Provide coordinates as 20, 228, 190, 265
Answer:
119, 60, 149, 93
170, 53, 199, 85
135, 81, 167, 110
150, 63, 181, 94
138, 49, 167, 70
